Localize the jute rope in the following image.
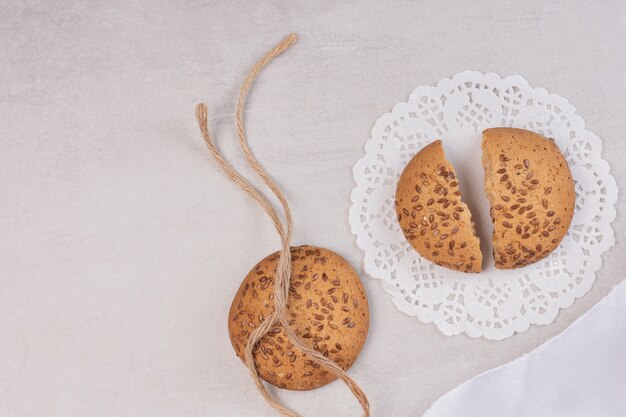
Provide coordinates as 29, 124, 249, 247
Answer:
195, 33, 369, 417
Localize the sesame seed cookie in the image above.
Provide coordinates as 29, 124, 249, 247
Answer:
482, 128, 575, 269
228, 246, 369, 390
395, 140, 482, 273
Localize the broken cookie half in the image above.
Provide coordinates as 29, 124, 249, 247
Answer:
482, 128, 575, 269
395, 140, 482, 273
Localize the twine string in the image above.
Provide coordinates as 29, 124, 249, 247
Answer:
195, 33, 369, 417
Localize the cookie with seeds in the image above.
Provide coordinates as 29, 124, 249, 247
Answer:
395, 140, 482, 273
482, 128, 575, 269
228, 245, 369, 390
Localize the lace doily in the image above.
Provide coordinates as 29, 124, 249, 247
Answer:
349, 71, 618, 340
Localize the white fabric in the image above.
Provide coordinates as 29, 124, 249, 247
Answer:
424, 279, 626, 417
350, 71, 618, 340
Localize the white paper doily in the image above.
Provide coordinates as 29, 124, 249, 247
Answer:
349, 71, 618, 340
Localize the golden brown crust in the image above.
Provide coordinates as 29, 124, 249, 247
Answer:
395, 140, 482, 273
482, 128, 575, 269
228, 245, 369, 391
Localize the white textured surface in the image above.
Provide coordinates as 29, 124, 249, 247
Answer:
350, 71, 617, 339
1, 1, 625, 416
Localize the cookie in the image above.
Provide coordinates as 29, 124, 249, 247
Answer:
395, 140, 482, 273
228, 245, 369, 390
482, 128, 575, 269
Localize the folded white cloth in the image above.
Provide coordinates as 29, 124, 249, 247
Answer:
425, 280, 626, 417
